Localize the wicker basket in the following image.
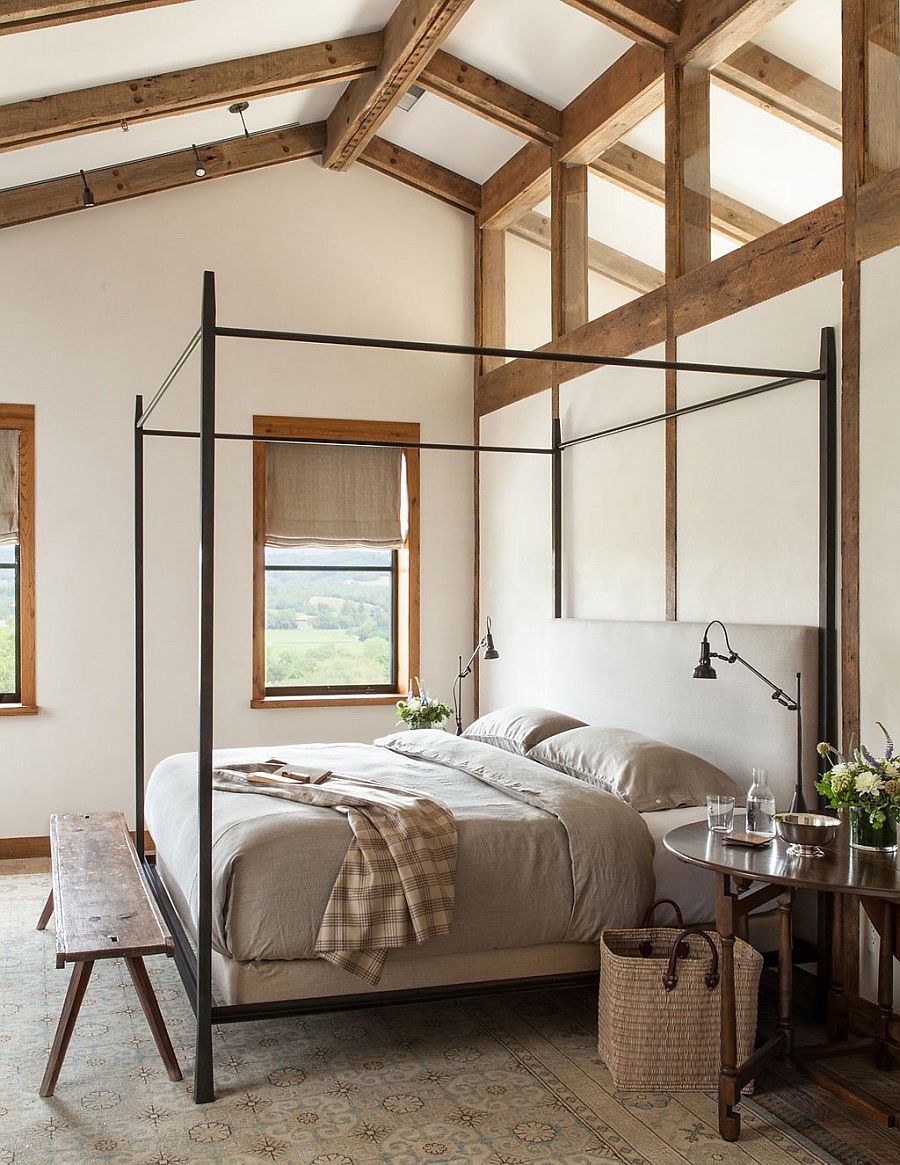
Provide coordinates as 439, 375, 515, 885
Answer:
598, 900, 763, 1091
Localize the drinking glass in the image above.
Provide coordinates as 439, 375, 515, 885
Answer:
707, 794, 735, 834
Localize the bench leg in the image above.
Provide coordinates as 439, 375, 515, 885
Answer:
126, 957, 183, 1082
40, 960, 93, 1097
36, 890, 54, 931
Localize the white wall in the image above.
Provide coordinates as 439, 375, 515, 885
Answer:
0, 159, 474, 839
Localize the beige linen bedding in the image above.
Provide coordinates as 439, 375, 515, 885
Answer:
145, 731, 655, 966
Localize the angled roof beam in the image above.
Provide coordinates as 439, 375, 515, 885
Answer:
510, 209, 664, 293
0, 126, 479, 230
419, 50, 562, 144
0, 33, 381, 152
0, 122, 325, 229
712, 42, 842, 144
478, 44, 664, 229
0, 0, 190, 35
592, 142, 781, 243
676, 0, 799, 68
557, 0, 680, 48
359, 137, 481, 213
323, 0, 475, 171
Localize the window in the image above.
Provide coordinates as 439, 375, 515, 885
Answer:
0, 404, 35, 715
252, 416, 419, 707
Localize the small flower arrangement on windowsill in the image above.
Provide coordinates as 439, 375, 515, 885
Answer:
816, 723, 900, 853
397, 679, 452, 730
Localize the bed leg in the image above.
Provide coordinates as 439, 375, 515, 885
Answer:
194, 1021, 215, 1103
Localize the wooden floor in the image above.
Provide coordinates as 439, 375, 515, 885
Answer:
0, 856, 50, 875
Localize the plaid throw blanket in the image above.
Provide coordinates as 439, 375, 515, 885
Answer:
212, 770, 457, 985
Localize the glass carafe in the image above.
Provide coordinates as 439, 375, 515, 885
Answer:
746, 767, 776, 837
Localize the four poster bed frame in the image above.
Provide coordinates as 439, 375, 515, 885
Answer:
134, 271, 838, 1102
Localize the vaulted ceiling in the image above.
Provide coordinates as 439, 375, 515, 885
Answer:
0, 0, 843, 298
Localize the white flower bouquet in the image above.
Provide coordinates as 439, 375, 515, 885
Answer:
396, 678, 452, 730
816, 723, 900, 835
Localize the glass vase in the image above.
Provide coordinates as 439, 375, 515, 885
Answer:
849, 805, 898, 853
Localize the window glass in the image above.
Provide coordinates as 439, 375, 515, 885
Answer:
0, 543, 17, 698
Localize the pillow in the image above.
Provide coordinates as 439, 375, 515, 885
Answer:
527, 726, 742, 812
461, 705, 586, 756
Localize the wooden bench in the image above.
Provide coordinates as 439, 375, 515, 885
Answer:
36, 811, 182, 1096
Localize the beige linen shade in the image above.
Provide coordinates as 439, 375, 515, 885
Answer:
265, 441, 404, 549
0, 429, 18, 546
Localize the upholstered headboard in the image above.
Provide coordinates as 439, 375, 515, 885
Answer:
540, 620, 819, 811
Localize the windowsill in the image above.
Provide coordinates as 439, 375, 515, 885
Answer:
0, 703, 38, 716
251, 693, 402, 710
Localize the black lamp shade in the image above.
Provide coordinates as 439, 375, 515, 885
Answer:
692, 638, 716, 680
484, 641, 499, 661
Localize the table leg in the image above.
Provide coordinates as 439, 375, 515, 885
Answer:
778, 890, 794, 1054
716, 873, 741, 1141
826, 892, 849, 1042
39, 960, 93, 1097
875, 902, 896, 1072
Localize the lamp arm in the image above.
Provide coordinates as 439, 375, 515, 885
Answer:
705, 622, 798, 711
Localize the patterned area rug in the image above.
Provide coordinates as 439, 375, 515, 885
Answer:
1, 873, 897, 1165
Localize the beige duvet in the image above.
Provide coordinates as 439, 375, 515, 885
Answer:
145, 731, 655, 964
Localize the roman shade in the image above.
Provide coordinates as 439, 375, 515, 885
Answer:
265, 441, 404, 549
0, 429, 18, 546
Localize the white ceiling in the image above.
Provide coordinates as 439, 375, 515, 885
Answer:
1, 0, 843, 275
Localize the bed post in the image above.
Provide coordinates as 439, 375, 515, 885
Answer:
134, 396, 145, 863
818, 326, 838, 764
552, 417, 562, 619
195, 271, 217, 1104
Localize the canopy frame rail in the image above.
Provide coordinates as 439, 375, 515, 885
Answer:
133, 269, 837, 1107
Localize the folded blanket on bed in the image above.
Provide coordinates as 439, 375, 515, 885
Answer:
211, 769, 457, 985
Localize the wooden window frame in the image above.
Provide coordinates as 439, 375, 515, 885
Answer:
251, 415, 420, 709
0, 404, 36, 716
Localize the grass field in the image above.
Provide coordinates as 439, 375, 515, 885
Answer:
265, 625, 390, 686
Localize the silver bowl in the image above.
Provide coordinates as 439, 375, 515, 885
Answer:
774, 812, 841, 857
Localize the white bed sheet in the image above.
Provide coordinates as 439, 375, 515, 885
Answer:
640, 805, 715, 924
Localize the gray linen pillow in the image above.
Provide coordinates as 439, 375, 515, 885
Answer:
462, 705, 586, 756
527, 725, 742, 812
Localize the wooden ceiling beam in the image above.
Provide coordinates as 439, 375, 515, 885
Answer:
359, 136, 480, 213
323, 0, 475, 171
0, 33, 380, 152
420, 50, 562, 144
510, 209, 664, 293
592, 142, 780, 243
557, 0, 679, 48
0, 122, 325, 230
0, 0, 190, 35
676, 0, 798, 68
713, 43, 842, 144
0, 125, 481, 229
476, 197, 844, 415
479, 44, 664, 228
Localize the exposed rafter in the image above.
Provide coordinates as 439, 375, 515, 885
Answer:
479, 44, 664, 228
510, 209, 664, 293
0, 0, 189, 35
676, 0, 798, 68
557, 0, 680, 48
359, 137, 481, 213
592, 142, 780, 243
713, 42, 842, 144
323, 0, 475, 171
0, 34, 381, 153
0, 125, 483, 230
420, 50, 562, 145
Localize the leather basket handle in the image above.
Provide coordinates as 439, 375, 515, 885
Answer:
638, 899, 686, 957
662, 928, 720, 993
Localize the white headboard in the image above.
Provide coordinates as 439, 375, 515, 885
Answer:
539, 620, 819, 811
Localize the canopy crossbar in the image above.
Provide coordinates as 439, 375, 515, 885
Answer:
134, 271, 839, 1111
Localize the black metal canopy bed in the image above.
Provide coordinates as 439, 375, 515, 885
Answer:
135, 271, 837, 1102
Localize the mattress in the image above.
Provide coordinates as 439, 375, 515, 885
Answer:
145, 732, 656, 967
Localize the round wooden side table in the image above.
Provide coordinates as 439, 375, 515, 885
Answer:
664, 818, 900, 1140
